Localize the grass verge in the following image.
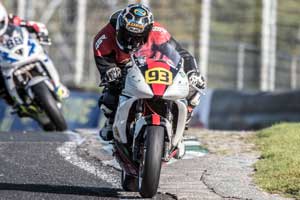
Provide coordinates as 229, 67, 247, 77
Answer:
254, 123, 300, 199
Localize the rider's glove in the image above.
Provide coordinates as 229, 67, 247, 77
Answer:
37, 28, 51, 45
105, 67, 122, 83
188, 71, 206, 90
27, 21, 51, 45
38, 33, 51, 45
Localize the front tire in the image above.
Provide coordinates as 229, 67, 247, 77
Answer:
31, 82, 67, 131
139, 126, 164, 198
42, 122, 56, 131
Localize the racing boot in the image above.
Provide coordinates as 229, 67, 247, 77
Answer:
175, 139, 186, 159
98, 90, 119, 141
55, 84, 70, 100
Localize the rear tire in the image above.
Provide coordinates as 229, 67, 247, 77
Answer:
139, 126, 164, 198
31, 82, 67, 131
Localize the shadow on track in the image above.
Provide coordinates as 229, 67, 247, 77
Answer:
0, 182, 125, 198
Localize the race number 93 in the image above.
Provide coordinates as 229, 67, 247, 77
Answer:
145, 68, 173, 85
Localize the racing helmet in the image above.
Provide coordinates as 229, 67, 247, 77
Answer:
116, 4, 154, 53
0, 3, 8, 36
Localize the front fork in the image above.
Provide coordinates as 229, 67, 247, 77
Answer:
132, 101, 174, 162
5, 62, 54, 106
132, 99, 188, 162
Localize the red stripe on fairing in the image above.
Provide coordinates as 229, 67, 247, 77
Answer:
152, 114, 160, 125
147, 59, 170, 70
147, 60, 170, 96
152, 84, 166, 96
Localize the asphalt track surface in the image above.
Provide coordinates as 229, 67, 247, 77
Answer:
0, 131, 174, 200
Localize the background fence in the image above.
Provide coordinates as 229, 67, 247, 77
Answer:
3, 0, 300, 91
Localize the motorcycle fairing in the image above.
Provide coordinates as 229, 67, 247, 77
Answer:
132, 100, 187, 147
132, 114, 173, 149
137, 59, 181, 97
0, 26, 44, 67
113, 96, 138, 143
172, 100, 187, 146
163, 66, 189, 100
122, 65, 154, 99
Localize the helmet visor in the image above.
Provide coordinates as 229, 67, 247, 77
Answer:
117, 28, 146, 52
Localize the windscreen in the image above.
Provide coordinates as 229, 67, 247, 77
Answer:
134, 42, 181, 68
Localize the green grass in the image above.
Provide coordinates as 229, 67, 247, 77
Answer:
254, 123, 300, 198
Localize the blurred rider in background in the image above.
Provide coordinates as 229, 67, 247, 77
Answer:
0, 2, 69, 108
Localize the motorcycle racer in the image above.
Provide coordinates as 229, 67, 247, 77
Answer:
94, 3, 206, 141
0, 3, 69, 108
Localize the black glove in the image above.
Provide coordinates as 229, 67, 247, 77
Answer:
38, 32, 51, 45
188, 72, 206, 90
105, 67, 122, 83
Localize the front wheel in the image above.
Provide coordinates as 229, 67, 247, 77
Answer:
139, 126, 164, 198
31, 82, 67, 131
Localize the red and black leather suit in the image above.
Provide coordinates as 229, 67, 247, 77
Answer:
93, 11, 199, 119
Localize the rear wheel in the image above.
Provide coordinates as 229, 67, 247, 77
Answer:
31, 82, 67, 131
139, 126, 164, 198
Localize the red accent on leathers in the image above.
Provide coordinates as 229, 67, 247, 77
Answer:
94, 23, 130, 64
93, 22, 171, 65
30, 23, 40, 33
9, 15, 45, 34
11, 15, 22, 26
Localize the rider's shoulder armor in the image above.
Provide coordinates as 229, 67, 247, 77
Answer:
148, 22, 171, 46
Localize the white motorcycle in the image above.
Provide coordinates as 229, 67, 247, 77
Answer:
0, 25, 67, 131
112, 44, 195, 198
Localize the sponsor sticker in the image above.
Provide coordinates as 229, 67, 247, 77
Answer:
127, 22, 144, 30
145, 67, 173, 85
95, 34, 107, 49
152, 26, 168, 33
134, 8, 147, 16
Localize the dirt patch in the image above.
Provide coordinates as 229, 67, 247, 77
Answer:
187, 128, 257, 155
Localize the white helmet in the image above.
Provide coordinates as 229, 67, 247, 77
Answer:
0, 2, 8, 36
